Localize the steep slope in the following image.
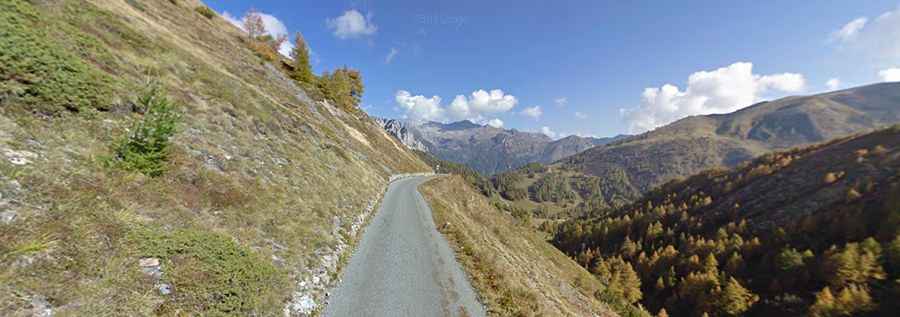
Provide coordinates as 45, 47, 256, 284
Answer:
508, 83, 900, 210
0, 0, 428, 316
419, 176, 628, 317
552, 126, 900, 316
377, 118, 620, 175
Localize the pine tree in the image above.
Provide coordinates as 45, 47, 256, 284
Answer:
714, 277, 759, 316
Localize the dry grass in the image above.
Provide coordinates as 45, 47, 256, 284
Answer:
0, 0, 428, 315
420, 176, 618, 317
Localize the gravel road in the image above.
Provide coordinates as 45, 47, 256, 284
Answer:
323, 176, 485, 317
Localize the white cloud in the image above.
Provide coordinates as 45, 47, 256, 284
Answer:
447, 89, 518, 120
486, 118, 504, 128
879, 68, 900, 82
221, 11, 294, 57
554, 97, 568, 107
620, 62, 806, 134
830, 8, 900, 64
222, 11, 242, 28
826, 78, 842, 90
521, 106, 542, 119
327, 10, 377, 39
395, 90, 444, 121
395, 89, 518, 123
574, 111, 588, 119
540, 126, 557, 138
385, 48, 399, 64
831, 17, 868, 42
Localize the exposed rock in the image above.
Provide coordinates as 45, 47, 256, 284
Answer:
0, 210, 17, 224
375, 118, 623, 175
3, 148, 38, 165
30, 295, 52, 317
156, 283, 172, 295
139, 257, 162, 279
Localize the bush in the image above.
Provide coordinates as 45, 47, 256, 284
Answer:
129, 227, 288, 315
194, 6, 216, 19
0, 0, 114, 114
109, 86, 180, 176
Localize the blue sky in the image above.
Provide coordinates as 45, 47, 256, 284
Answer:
206, 0, 900, 138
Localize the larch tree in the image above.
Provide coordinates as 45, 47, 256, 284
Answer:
290, 32, 314, 84
243, 9, 265, 40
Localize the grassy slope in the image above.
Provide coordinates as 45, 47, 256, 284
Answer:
419, 176, 618, 317
0, 0, 427, 315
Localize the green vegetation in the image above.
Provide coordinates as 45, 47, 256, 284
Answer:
0, 0, 114, 114
0, 0, 428, 315
194, 6, 216, 19
109, 86, 180, 177
289, 32, 315, 85
551, 128, 900, 316
414, 150, 496, 196
129, 226, 288, 315
238, 10, 366, 114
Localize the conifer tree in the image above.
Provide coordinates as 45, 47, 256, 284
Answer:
290, 32, 314, 84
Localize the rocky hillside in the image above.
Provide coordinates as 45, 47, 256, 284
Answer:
377, 118, 621, 175
0, 0, 428, 315
502, 83, 900, 210
552, 125, 900, 316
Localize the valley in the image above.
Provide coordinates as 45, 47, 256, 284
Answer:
1, 0, 899, 316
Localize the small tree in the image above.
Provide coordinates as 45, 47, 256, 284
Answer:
290, 32, 314, 84
111, 86, 180, 176
243, 10, 265, 40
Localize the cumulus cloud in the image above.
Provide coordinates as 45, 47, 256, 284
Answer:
446, 89, 518, 120
221, 10, 294, 57
327, 10, 377, 39
831, 17, 868, 42
830, 8, 900, 65
222, 11, 243, 28
826, 78, 842, 90
574, 111, 588, 119
385, 48, 399, 64
395, 90, 444, 121
620, 62, 806, 134
395, 89, 518, 123
540, 126, 559, 139
554, 97, 568, 107
521, 106, 542, 119
880, 68, 900, 82
486, 118, 504, 128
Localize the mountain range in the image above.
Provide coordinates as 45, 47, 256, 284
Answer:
376, 118, 625, 175
497, 82, 900, 210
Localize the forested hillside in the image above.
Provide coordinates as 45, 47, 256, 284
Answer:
550, 126, 900, 316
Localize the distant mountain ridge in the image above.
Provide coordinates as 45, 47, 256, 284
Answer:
376, 118, 625, 175
559, 82, 900, 205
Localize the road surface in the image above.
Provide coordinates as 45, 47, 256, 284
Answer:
324, 176, 485, 317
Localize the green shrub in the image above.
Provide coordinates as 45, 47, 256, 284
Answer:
194, 6, 216, 19
110, 86, 180, 176
129, 227, 288, 315
0, 0, 114, 114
